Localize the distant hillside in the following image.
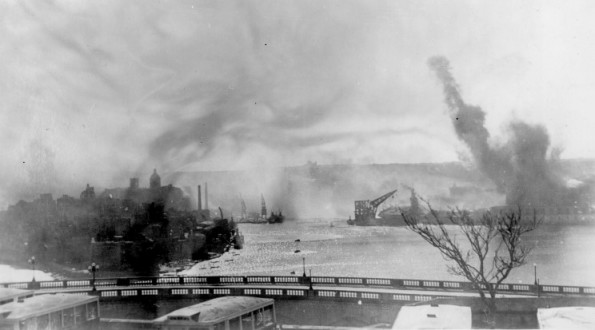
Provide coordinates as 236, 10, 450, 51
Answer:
7, 159, 593, 219
164, 159, 595, 219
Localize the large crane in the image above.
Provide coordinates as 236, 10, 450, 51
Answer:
353, 189, 398, 225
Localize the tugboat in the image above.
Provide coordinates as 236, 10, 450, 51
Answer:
347, 216, 355, 226
267, 210, 285, 224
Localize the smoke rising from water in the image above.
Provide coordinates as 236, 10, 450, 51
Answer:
428, 56, 588, 210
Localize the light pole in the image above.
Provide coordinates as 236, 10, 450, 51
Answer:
28, 256, 36, 283
88, 263, 99, 291
534, 263, 539, 297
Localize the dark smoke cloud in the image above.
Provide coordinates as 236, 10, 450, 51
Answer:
428, 56, 588, 210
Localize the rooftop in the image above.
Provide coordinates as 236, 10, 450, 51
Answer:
0, 288, 33, 302
153, 296, 274, 325
538, 307, 595, 329
0, 294, 97, 320
392, 304, 472, 329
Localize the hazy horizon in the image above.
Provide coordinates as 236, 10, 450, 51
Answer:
2, 1, 595, 208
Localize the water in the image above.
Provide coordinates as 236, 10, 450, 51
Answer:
181, 219, 595, 287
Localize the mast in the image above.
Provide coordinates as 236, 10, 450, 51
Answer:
241, 197, 247, 219
261, 194, 267, 219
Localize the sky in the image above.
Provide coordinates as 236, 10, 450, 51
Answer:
1, 0, 595, 205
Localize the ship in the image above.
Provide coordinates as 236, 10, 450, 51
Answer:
349, 189, 426, 226
237, 195, 268, 223
350, 189, 401, 226
267, 210, 285, 224
260, 194, 284, 223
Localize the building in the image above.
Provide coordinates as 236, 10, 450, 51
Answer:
0, 293, 99, 329
129, 178, 139, 190
150, 169, 161, 190
153, 296, 276, 330
80, 184, 96, 201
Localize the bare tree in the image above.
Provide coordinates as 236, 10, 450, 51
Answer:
401, 200, 540, 323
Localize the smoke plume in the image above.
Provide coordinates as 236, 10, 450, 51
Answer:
428, 56, 589, 211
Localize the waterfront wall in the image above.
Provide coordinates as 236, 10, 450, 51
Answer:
5, 275, 595, 329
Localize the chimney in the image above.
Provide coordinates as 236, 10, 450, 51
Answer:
205, 182, 209, 211
197, 185, 202, 211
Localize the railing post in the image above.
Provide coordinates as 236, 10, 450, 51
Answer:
537, 279, 540, 298
116, 278, 130, 286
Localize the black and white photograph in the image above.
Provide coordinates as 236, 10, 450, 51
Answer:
0, 1, 594, 329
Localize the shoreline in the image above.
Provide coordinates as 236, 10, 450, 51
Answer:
0, 255, 215, 283
0, 257, 142, 282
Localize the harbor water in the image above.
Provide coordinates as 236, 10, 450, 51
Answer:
1, 219, 593, 288
182, 219, 595, 287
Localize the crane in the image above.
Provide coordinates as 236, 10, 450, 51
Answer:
370, 189, 398, 210
353, 189, 398, 225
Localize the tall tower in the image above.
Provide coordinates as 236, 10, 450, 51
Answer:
150, 169, 161, 189
129, 178, 139, 190
197, 185, 202, 211
204, 182, 209, 211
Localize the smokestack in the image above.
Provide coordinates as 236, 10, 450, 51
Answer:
261, 194, 267, 218
205, 182, 209, 211
197, 185, 202, 211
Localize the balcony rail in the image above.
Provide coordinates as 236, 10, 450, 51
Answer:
1, 275, 593, 296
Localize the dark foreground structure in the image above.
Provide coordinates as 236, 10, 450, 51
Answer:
0, 289, 100, 329
151, 296, 276, 330
4, 274, 595, 329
